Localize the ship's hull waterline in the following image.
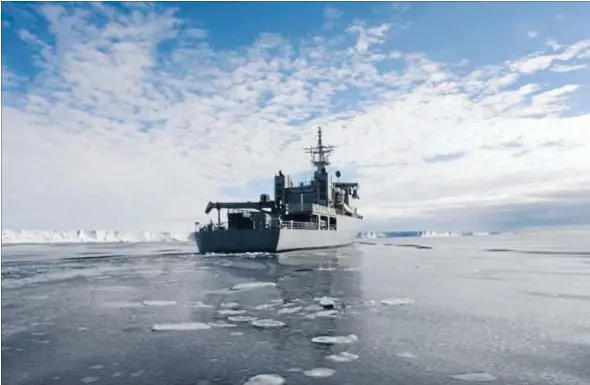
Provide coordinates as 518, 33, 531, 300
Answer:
195, 215, 361, 253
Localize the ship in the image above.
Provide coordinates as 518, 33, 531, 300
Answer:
194, 127, 363, 253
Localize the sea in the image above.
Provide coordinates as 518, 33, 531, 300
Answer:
2, 228, 590, 385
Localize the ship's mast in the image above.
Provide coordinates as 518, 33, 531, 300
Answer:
305, 127, 336, 171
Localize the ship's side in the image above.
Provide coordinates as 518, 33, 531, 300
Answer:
194, 127, 363, 254
195, 214, 361, 253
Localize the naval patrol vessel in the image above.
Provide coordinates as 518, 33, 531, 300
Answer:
194, 127, 363, 253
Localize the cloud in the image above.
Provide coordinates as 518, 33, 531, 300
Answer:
527, 30, 539, 39
2, 2, 590, 232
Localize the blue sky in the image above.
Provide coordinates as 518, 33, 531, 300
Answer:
2, 1, 590, 231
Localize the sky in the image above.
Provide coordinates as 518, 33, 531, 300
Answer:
2, 1, 590, 232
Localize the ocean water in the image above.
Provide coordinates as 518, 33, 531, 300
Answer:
2, 230, 590, 385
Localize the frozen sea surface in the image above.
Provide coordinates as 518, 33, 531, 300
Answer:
2, 230, 590, 385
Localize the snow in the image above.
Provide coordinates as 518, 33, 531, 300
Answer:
1, 229, 194, 244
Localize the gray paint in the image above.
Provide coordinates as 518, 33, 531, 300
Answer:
195, 215, 361, 253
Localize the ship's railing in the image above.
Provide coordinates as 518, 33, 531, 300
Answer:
281, 221, 319, 230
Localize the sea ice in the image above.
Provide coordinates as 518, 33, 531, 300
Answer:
277, 306, 302, 314
151, 322, 211, 331
250, 319, 286, 328
303, 368, 336, 377
311, 334, 358, 345
227, 316, 258, 322
218, 309, 246, 316
326, 352, 359, 362
231, 282, 276, 291
141, 300, 177, 307
243, 374, 286, 385
451, 372, 498, 382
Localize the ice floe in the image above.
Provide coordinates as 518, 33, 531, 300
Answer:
250, 319, 286, 328
186, 301, 213, 308
208, 321, 237, 328
363, 298, 414, 306
218, 309, 246, 316
151, 322, 211, 331
89, 365, 104, 370
326, 352, 359, 362
305, 309, 339, 319
303, 368, 336, 377
253, 303, 277, 310
311, 334, 358, 345
230, 331, 244, 336
220, 302, 241, 309
142, 300, 177, 307
396, 352, 417, 359
227, 316, 258, 322
451, 372, 498, 382
243, 374, 286, 385
277, 306, 302, 314
81, 377, 99, 383
231, 282, 276, 291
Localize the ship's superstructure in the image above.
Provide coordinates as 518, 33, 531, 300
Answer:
194, 127, 363, 253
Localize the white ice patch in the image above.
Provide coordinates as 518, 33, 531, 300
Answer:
220, 302, 241, 309
286, 367, 303, 372
311, 334, 358, 345
315, 296, 337, 308
250, 319, 286, 328
89, 365, 104, 370
326, 352, 359, 362
303, 304, 323, 312
208, 321, 237, 328
451, 372, 498, 382
277, 306, 302, 314
396, 352, 417, 359
186, 301, 213, 308
230, 331, 244, 336
151, 322, 211, 331
380, 298, 414, 306
303, 368, 336, 377
253, 303, 277, 310
243, 374, 286, 385
305, 310, 339, 319
227, 316, 258, 322
81, 377, 99, 384
142, 300, 177, 307
218, 309, 246, 316
231, 282, 276, 291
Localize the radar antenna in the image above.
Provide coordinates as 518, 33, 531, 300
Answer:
305, 127, 336, 170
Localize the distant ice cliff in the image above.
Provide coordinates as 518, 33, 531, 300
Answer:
1, 230, 195, 244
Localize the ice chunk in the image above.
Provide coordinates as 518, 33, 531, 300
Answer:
305, 309, 339, 319
89, 365, 104, 370
231, 282, 276, 291
81, 377, 99, 383
218, 309, 246, 316
141, 300, 177, 307
151, 322, 211, 331
250, 319, 286, 328
220, 302, 241, 309
186, 301, 213, 308
230, 331, 244, 336
315, 296, 337, 309
130, 370, 145, 378
311, 334, 358, 345
396, 352, 417, 359
208, 321, 237, 328
253, 303, 277, 310
277, 306, 302, 314
326, 352, 359, 362
243, 374, 286, 385
451, 372, 498, 382
227, 316, 258, 322
380, 298, 414, 306
303, 368, 336, 377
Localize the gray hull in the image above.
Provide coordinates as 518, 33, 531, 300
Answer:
195, 215, 361, 253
